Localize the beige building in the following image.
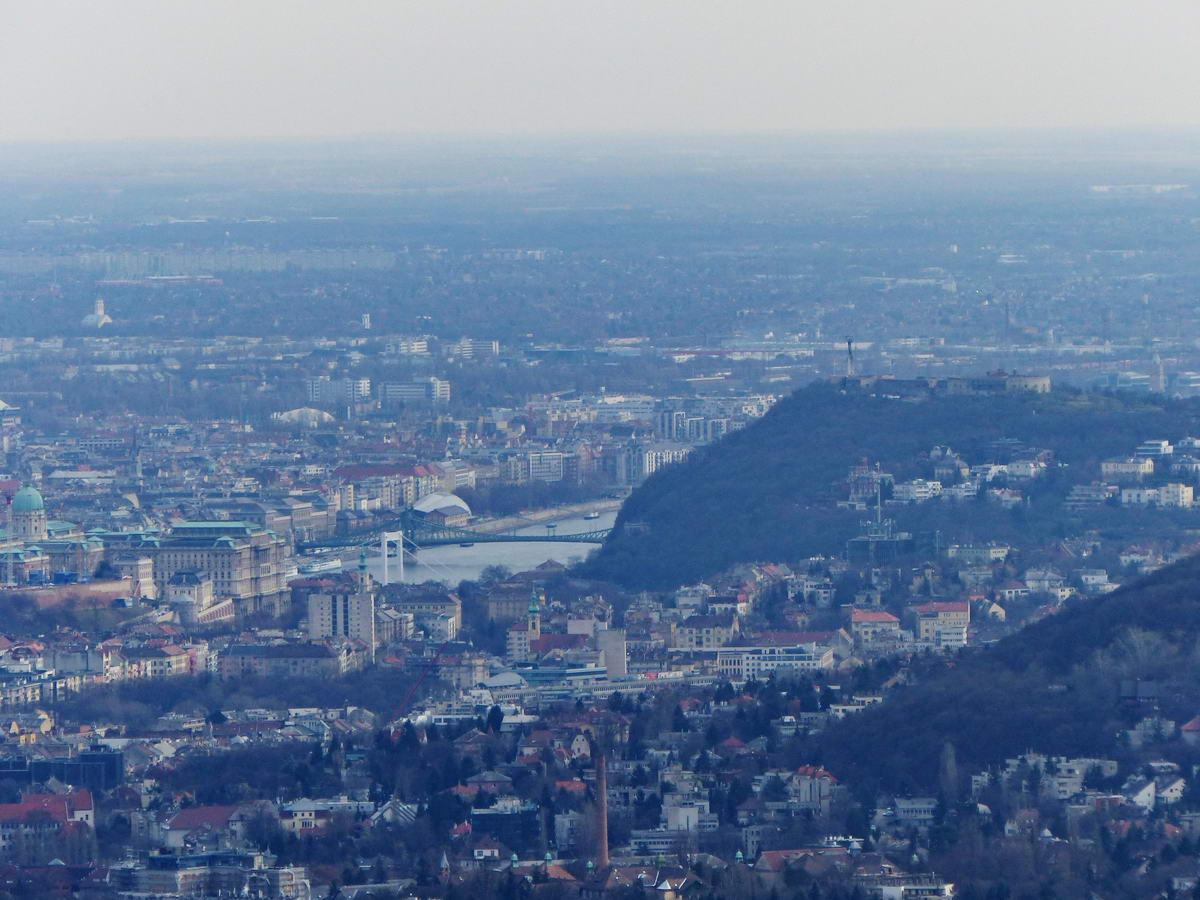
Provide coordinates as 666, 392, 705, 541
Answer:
1161, 482, 1194, 508
914, 601, 970, 648
38, 539, 104, 581
484, 585, 538, 622
676, 614, 739, 650
1100, 457, 1155, 481
307, 568, 377, 662
391, 591, 462, 641
112, 554, 157, 600
106, 521, 291, 618
120, 644, 198, 680
167, 571, 235, 626
849, 609, 901, 643
217, 643, 360, 679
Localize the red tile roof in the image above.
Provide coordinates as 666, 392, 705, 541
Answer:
795, 765, 837, 782
753, 848, 847, 873
850, 610, 899, 623
22, 790, 92, 814
0, 798, 69, 825
167, 805, 241, 832
530, 634, 589, 653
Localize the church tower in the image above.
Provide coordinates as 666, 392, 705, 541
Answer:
527, 586, 542, 640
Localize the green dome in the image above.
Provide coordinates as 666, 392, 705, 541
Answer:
10, 485, 43, 513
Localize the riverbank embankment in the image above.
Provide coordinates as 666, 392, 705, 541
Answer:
469, 498, 623, 535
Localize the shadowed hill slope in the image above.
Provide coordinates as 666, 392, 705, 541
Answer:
813, 553, 1200, 794
579, 382, 1200, 590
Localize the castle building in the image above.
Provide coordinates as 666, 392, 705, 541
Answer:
102, 521, 291, 617
0, 485, 89, 585
167, 571, 235, 626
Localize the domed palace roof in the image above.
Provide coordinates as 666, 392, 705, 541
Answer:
412, 492, 471, 516
10, 485, 44, 513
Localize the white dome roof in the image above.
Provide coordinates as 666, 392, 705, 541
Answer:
273, 407, 336, 427
413, 492, 471, 516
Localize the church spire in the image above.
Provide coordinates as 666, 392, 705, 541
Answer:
527, 585, 541, 639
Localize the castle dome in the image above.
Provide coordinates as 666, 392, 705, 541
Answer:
10, 485, 44, 513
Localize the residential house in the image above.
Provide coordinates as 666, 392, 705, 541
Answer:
1075, 569, 1114, 594
1158, 776, 1188, 805
1181, 715, 1200, 746
676, 614, 739, 650
848, 609, 900, 644
1123, 777, 1157, 811
279, 801, 331, 835
996, 581, 1030, 604
892, 480, 942, 504
164, 806, 251, 850
893, 797, 938, 827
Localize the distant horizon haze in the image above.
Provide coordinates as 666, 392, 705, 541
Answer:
4, 1, 1200, 143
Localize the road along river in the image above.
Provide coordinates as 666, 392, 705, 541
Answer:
356, 509, 618, 586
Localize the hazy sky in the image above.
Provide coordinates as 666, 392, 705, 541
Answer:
4, 0, 1199, 142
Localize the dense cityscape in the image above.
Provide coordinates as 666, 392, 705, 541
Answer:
12, 0, 1200, 889
1, 135, 1200, 900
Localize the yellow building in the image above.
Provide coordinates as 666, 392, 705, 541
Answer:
914, 601, 970, 648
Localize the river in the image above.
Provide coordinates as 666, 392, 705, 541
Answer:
358, 510, 618, 586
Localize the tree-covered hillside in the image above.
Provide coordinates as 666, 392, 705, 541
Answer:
812, 552, 1200, 795
580, 382, 1200, 589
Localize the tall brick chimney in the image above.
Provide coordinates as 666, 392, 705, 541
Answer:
595, 750, 610, 869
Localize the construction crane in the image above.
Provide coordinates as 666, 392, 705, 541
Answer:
390, 642, 452, 728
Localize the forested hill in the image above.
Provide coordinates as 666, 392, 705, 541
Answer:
813, 552, 1200, 794
578, 381, 1200, 590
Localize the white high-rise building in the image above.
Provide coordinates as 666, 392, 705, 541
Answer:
304, 376, 372, 405
378, 377, 450, 406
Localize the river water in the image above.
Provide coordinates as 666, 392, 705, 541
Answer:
359, 510, 618, 586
